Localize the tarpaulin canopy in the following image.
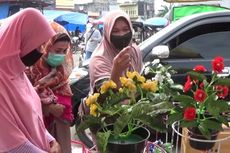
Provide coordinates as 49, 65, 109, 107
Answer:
43, 10, 72, 21
54, 12, 88, 32
172, 5, 229, 21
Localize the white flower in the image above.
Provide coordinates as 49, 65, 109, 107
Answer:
154, 73, 163, 83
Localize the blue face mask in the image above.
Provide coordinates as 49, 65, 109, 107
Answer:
46, 53, 65, 67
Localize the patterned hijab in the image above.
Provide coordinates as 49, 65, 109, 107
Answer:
89, 10, 143, 90
0, 8, 55, 152
27, 21, 73, 96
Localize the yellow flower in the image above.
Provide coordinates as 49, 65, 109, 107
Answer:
86, 93, 100, 106
100, 80, 117, 94
126, 71, 146, 83
119, 88, 124, 93
126, 81, 136, 91
120, 77, 136, 92
90, 104, 98, 117
141, 80, 158, 92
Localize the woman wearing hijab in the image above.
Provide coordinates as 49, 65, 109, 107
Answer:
83, 10, 143, 150
0, 8, 60, 153
26, 22, 74, 153
89, 10, 143, 92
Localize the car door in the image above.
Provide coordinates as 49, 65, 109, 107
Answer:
141, 12, 230, 84
164, 22, 230, 84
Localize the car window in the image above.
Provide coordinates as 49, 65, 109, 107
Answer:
169, 31, 230, 59
156, 22, 230, 81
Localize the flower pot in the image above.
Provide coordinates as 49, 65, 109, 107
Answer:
188, 128, 218, 151
104, 125, 150, 153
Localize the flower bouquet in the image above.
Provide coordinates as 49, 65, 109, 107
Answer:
77, 69, 175, 153
168, 56, 230, 150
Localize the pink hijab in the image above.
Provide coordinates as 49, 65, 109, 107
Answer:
0, 8, 55, 152
89, 10, 143, 90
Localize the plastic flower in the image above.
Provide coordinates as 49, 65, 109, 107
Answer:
215, 85, 229, 99
100, 80, 117, 94
120, 77, 136, 92
183, 107, 196, 121
126, 71, 146, 83
193, 65, 207, 72
90, 104, 98, 117
168, 56, 230, 139
141, 80, 158, 92
194, 89, 207, 103
183, 76, 192, 92
79, 67, 177, 153
86, 93, 100, 106
212, 56, 224, 73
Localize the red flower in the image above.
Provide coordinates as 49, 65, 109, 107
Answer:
183, 76, 192, 92
212, 56, 224, 73
215, 85, 229, 99
214, 56, 224, 63
199, 82, 204, 89
194, 89, 207, 102
193, 65, 207, 72
184, 107, 196, 121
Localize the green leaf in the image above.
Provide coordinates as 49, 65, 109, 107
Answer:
136, 115, 167, 132
187, 71, 207, 82
217, 116, 229, 127
201, 119, 223, 131
198, 122, 211, 139
76, 115, 102, 132
96, 131, 111, 153
167, 112, 183, 124
180, 120, 197, 128
113, 114, 131, 136
207, 99, 229, 117
173, 95, 196, 107
215, 78, 230, 87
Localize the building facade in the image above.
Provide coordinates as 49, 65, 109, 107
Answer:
74, 0, 110, 18
119, 0, 154, 20
55, 0, 75, 10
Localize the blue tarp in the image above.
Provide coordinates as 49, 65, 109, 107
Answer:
43, 10, 88, 32
54, 12, 88, 32
43, 10, 71, 21
0, 2, 9, 20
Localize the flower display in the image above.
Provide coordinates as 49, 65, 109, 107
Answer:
77, 65, 178, 153
168, 56, 230, 139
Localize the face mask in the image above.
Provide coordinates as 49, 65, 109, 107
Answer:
46, 53, 65, 67
110, 31, 132, 51
21, 49, 43, 66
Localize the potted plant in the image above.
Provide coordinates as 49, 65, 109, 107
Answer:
168, 56, 230, 151
77, 63, 178, 153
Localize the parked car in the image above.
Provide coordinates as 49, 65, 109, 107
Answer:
71, 10, 230, 148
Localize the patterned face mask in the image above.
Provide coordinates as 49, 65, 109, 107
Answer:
45, 53, 65, 67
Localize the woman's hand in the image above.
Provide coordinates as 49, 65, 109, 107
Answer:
111, 46, 133, 86
49, 103, 65, 118
49, 140, 61, 153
